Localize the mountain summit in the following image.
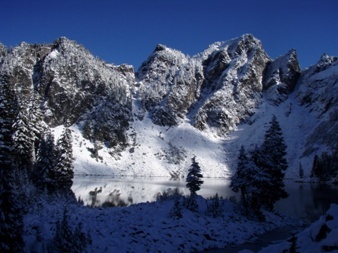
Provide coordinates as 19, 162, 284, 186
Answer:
0, 34, 337, 177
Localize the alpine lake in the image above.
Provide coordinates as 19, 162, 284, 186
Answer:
72, 176, 338, 223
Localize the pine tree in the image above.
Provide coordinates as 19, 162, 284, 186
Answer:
261, 115, 288, 172
52, 210, 90, 253
310, 154, 319, 178
27, 96, 46, 161
12, 109, 34, 173
73, 222, 90, 252
169, 192, 183, 219
169, 194, 183, 219
12, 96, 46, 181
0, 75, 24, 252
254, 115, 288, 210
0, 75, 18, 167
248, 147, 272, 218
231, 146, 270, 218
299, 162, 304, 179
186, 156, 203, 196
53, 209, 74, 252
311, 151, 337, 181
185, 156, 203, 211
230, 146, 250, 206
35, 130, 57, 190
206, 193, 222, 218
52, 127, 74, 194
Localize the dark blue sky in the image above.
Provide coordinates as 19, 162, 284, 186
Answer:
1, 0, 337, 70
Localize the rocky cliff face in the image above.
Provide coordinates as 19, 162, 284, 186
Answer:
137, 35, 273, 134
191, 34, 270, 134
136, 44, 201, 126
0, 37, 133, 147
296, 54, 338, 156
0, 34, 336, 176
263, 49, 301, 104
297, 54, 337, 116
136, 35, 305, 135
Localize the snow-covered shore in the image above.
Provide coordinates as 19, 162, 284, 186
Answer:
258, 204, 338, 253
24, 195, 296, 252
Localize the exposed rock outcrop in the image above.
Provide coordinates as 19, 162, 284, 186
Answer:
0, 37, 133, 147
137, 34, 272, 134
191, 34, 270, 134
263, 49, 301, 104
296, 54, 338, 156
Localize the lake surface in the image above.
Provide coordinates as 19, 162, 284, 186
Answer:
72, 176, 338, 222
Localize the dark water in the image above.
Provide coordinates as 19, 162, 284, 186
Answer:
72, 177, 338, 221
203, 181, 338, 253
275, 181, 338, 223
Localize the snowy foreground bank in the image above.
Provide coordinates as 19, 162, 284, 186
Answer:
24, 194, 338, 253
24, 195, 296, 253
258, 204, 338, 253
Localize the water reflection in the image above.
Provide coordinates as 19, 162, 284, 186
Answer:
72, 177, 235, 207
275, 181, 338, 222
72, 177, 338, 222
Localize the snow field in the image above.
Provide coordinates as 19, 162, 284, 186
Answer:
24, 196, 294, 253
54, 111, 230, 178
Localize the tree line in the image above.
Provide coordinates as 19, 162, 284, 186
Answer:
0, 75, 74, 252
177, 115, 289, 221
230, 115, 288, 219
310, 149, 338, 181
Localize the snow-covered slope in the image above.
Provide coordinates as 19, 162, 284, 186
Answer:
64, 89, 321, 178
1, 34, 337, 178
55, 114, 228, 177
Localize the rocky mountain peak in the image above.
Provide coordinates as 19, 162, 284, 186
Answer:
263, 49, 301, 104
50, 36, 92, 58
196, 34, 264, 62
318, 53, 338, 65
1, 37, 134, 149
297, 53, 338, 116
190, 35, 270, 133
54, 36, 71, 44
154, 44, 167, 52
139, 43, 187, 68
229, 33, 263, 53
135, 43, 192, 125
135, 34, 274, 133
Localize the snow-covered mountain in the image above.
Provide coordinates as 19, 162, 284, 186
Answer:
0, 34, 337, 178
